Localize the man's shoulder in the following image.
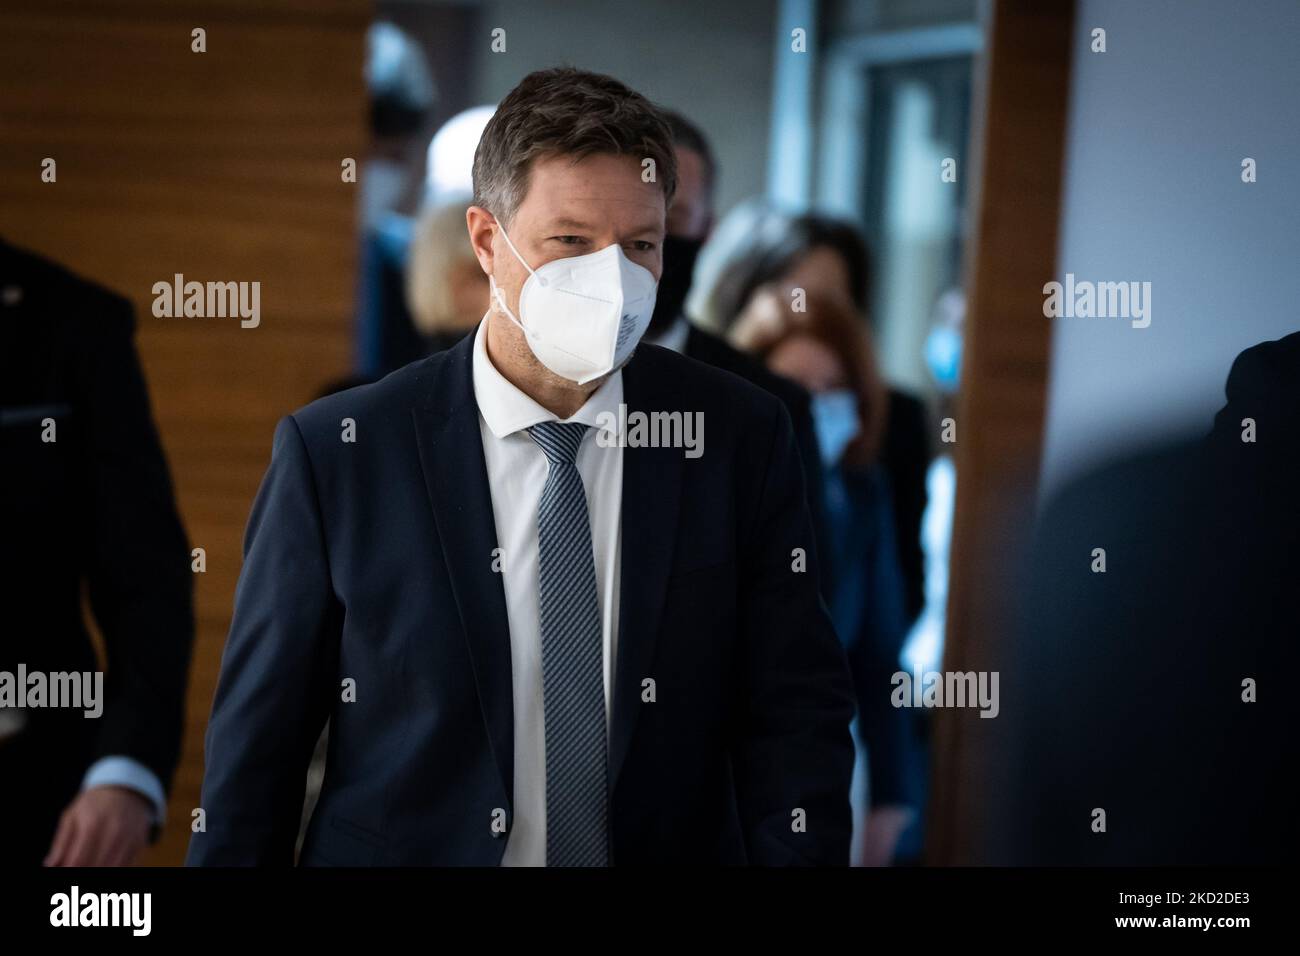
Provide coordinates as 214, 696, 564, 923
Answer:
630, 340, 786, 423
289, 350, 451, 443
682, 324, 811, 412
1, 238, 134, 336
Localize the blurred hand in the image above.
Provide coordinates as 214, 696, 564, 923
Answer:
860, 804, 917, 867
44, 785, 153, 867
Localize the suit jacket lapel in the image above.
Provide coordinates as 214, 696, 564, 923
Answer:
411, 330, 515, 805
610, 347, 684, 790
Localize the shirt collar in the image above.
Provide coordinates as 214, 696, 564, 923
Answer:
471, 313, 624, 440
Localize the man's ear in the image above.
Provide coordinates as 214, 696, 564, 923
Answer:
466, 205, 497, 276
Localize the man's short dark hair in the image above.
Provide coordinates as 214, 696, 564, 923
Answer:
472, 67, 677, 224
662, 109, 717, 196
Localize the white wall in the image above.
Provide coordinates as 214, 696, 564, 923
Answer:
1039, 0, 1300, 497
472, 0, 779, 219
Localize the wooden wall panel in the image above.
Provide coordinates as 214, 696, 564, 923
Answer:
926, 0, 1076, 864
0, 0, 369, 864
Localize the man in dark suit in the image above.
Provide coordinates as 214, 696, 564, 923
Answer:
644, 111, 832, 589
0, 237, 194, 866
188, 68, 855, 866
1000, 331, 1298, 864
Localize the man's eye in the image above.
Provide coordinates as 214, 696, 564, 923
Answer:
552, 235, 587, 245
628, 241, 656, 253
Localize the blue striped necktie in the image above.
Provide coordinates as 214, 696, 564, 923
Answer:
528, 420, 610, 867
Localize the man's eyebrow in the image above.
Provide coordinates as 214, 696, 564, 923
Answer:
544, 217, 596, 231
541, 216, 664, 237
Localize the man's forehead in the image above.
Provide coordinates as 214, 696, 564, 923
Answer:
521, 155, 665, 224
532, 199, 662, 223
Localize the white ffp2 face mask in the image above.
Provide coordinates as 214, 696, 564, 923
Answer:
489, 221, 659, 385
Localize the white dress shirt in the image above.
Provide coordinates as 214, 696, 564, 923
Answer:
471, 314, 623, 866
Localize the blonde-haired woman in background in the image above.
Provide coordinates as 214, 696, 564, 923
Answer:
405, 200, 490, 354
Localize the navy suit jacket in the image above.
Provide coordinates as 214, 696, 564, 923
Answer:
187, 328, 855, 866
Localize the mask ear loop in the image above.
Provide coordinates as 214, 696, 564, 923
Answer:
494, 218, 547, 287
489, 218, 548, 340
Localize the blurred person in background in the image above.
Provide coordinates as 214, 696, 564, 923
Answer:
1001, 331, 1298, 864
355, 21, 437, 379
644, 111, 830, 590
0, 237, 194, 866
405, 200, 490, 355
327, 106, 493, 399
730, 285, 925, 865
424, 105, 496, 209
705, 213, 931, 630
